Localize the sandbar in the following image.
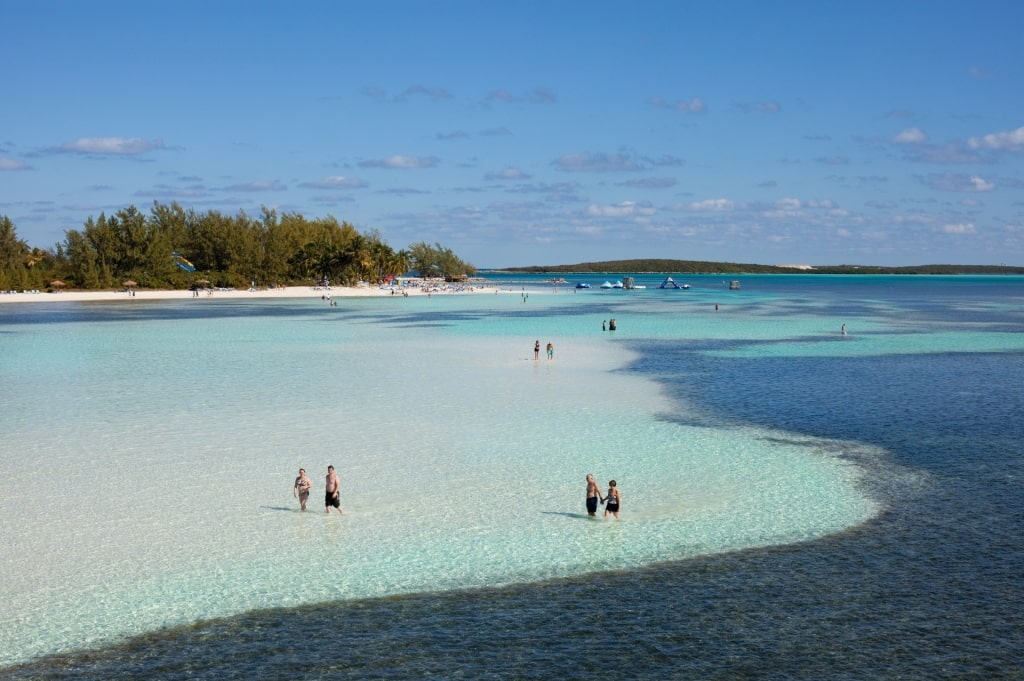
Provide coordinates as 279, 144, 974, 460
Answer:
0, 281, 510, 305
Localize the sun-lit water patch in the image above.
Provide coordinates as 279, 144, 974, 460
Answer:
0, 296, 881, 664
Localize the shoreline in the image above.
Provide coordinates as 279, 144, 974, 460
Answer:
0, 282, 512, 305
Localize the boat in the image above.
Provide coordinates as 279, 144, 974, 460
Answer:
575, 282, 591, 289
681, 283, 691, 290
600, 281, 613, 289
612, 280, 624, 289
729, 280, 741, 290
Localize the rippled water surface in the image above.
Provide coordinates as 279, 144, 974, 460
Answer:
2, 274, 1023, 679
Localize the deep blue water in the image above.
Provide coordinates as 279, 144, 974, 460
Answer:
4, 276, 1024, 680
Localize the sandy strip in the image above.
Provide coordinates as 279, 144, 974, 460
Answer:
0, 282, 516, 305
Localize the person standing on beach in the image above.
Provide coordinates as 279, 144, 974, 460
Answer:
325, 465, 343, 514
293, 468, 312, 511
546, 342, 554, 359
534, 340, 540, 359
604, 480, 621, 519
586, 474, 604, 517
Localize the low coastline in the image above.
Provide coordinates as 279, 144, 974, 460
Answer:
0, 281, 505, 305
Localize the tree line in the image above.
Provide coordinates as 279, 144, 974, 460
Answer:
499, 258, 1024, 275
0, 202, 476, 291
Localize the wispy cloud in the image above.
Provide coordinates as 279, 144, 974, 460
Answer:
485, 167, 531, 181
222, 180, 288, 192
648, 96, 706, 113
918, 173, 995, 192
359, 155, 439, 169
395, 84, 453, 101
616, 177, 677, 189
484, 88, 557, 104
0, 158, 31, 170
55, 137, 165, 155
299, 176, 368, 189
553, 152, 643, 172
586, 201, 656, 218
361, 85, 452, 102
941, 222, 977, 234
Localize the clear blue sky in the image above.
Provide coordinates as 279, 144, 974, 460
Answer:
3, 0, 1022, 267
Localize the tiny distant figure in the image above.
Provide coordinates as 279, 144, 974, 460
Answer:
325, 465, 343, 514
604, 480, 621, 519
602, 320, 606, 331
609, 319, 617, 331
293, 468, 312, 511
841, 323, 847, 336
534, 340, 541, 360
586, 474, 603, 517
546, 342, 554, 359
715, 303, 719, 311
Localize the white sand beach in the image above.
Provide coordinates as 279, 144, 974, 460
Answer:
0, 281, 507, 304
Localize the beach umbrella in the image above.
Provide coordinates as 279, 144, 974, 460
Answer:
50, 280, 66, 288
122, 280, 137, 287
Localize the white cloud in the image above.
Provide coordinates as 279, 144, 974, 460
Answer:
0, 158, 30, 170
689, 198, 734, 211
941, 223, 977, 234
485, 167, 530, 181
970, 176, 995, 191
893, 127, 928, 144
223, 180, 287, 192
299, 176, 367, 189
553, 152, 642, 172
775, 197, 802, 210
58, 137, 164, 155
648, 96, 706, 113
359, 155, 439, 169
918, 173, 995, 192
586, 201, 656, 218
968, 126, 1024, 150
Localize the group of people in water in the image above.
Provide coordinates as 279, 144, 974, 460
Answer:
292, 466, 343, 513
586, 474, 621, 519
293, 467, 620, 519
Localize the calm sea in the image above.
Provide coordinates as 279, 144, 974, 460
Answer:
1, 274, 1022, 679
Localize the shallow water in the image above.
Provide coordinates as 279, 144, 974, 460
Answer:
2, 275, 1023, 678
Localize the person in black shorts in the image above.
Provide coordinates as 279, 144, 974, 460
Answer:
586, 474, 603, 517
604, 480, 620, 519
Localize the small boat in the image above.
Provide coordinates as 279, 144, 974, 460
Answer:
600, 281, 613, 289
681, 283, 691, 290
729, 280, 741, 290
612, 280, 624, 289
575, 282, 591, 289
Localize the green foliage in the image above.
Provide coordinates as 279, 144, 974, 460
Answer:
0, 204, 475, 291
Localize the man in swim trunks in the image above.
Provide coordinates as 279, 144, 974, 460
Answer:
586, 474, 603, 517
293, 468, 312, 511
325, 465, 343, 514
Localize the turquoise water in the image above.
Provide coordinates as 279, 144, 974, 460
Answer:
2, 274, 1022, 672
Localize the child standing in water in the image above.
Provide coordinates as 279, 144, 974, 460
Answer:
604, 480, 621, 519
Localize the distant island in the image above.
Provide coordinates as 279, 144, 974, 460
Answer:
492, 259, 1024, 275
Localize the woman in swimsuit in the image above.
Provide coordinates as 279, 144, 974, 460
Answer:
293, 468, 312, 511
604, 480, 621, 519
